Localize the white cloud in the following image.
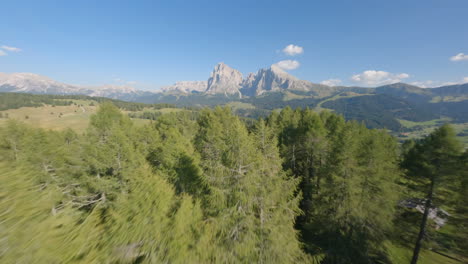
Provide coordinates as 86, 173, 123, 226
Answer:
0, 50, 6, 56
282, 44, 304, 56
274, 60, 300, 70
351, 70, 410, 86
450, 53, 468, 61
321, 79, 342, 86
463, 77, 468, 84
410, 80, 435, 88
1, 45, 21, 52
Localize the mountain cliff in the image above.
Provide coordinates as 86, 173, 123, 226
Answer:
206, 62, 243, 97
163, 62, 330, 97
241, 65, 329, 96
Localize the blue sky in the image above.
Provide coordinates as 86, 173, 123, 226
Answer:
1, 0, 468, 89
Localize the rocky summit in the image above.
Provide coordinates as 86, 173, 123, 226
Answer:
163, 62, 328, 97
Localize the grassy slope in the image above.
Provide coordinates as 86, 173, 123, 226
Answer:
386, 243, 461, 264
225, 101, 256, 110
0, 101, 162, 132
0, 104, 97, 133
397, 118, 468, 146
314, 92, 373, 112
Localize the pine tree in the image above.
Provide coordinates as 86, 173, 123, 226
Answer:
252, 119, 305, 263
0, 162, 78, 263
194, 108, 305, 262
402, 124, 463, 264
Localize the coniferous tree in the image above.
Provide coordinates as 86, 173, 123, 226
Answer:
194, 107, 305, 263
402, 124, 463, 264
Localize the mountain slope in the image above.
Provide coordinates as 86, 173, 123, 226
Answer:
0, 72, 154, 102
161, 81, 207, 94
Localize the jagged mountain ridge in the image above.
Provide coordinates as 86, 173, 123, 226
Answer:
162, 62, 331, 97
1, 65, 468, 105
0, 72, 153, 100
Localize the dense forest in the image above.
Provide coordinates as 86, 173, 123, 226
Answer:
1, 103, 467, 263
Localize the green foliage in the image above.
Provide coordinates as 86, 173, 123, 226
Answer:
1, 102, 465, 263
270, 108, 401, 263
400, 124, 466, 262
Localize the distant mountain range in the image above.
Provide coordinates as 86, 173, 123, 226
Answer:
161, 62, 330, 97
0, 72, 155, 102
1, 63, 468, 131
2, 63, 467, 102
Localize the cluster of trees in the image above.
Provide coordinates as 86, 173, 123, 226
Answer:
267, 107, 404, 263
0, 93, 74, 110
0, 103, 466, 263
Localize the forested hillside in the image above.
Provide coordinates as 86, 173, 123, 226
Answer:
1, 103, 466, 263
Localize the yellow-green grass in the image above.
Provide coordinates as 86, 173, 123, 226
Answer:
225, 102, 256, 111
55, 99, 99, 106
430, 96, 468, 103
315, 92, 373, 112
398, 117, 452, 129
0, 104, 152, 133
283, 91, 310, 101
386, 243, 462, 264
0, 104, 98, 133
397, 120, 468, 146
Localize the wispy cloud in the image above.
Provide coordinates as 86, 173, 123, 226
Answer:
351, 70, 410, 86
463, 77, 468, 83
282, 44, 304, 56
0, 50, 6, 56
450, 53, 468, 61
1, 45, 21, 52
274, 60, 300, 70
321, 79, 342, 86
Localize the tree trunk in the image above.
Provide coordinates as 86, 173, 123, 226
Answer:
411, 177, 435, 264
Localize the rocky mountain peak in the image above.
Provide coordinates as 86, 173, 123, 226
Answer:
161, 81, 207, 94
206, 63, 243, 97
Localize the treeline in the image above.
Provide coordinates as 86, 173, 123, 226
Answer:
0, 93, 74, 110
0, 92, 176, 111
0, 104, 466, 263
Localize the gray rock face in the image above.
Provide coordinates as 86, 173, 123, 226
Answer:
206, 62, 243, 97
159, 62, 330, 97
161, 81, 207, 94
241, 65, 323, 96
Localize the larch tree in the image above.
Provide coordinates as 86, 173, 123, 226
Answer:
402, 124, 463, 264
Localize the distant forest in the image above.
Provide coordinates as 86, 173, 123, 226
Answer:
1, 98, 467, 263
0, 92, 176, 111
